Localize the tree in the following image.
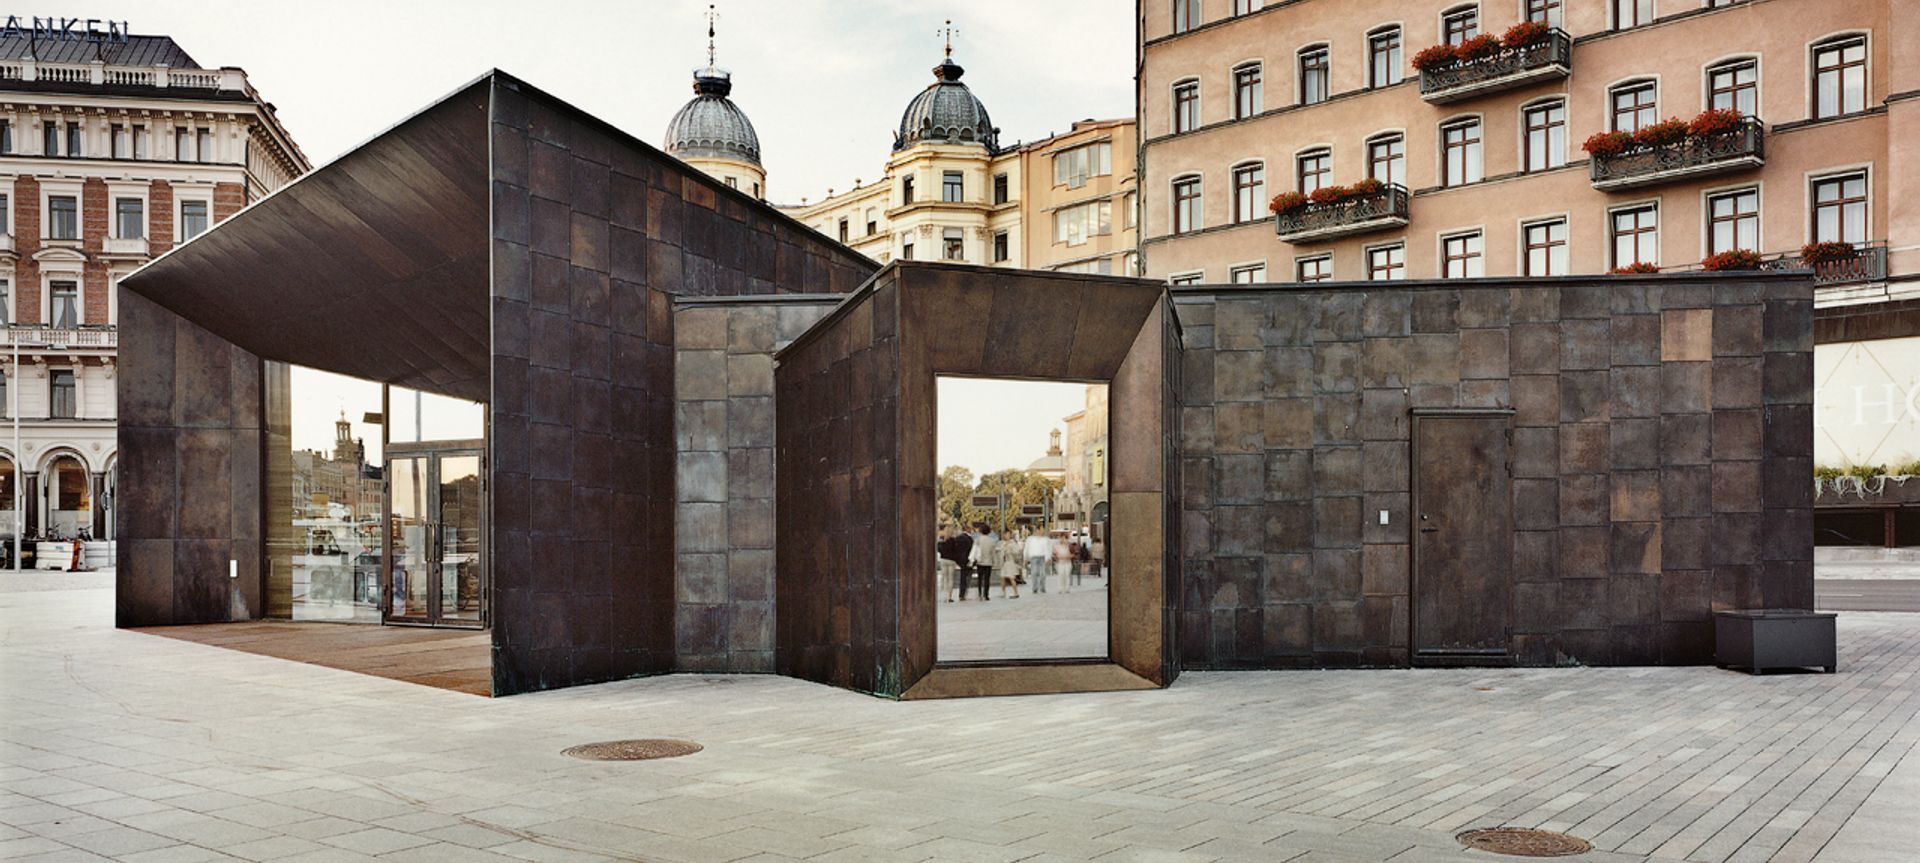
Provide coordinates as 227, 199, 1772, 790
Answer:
937, 465, 982, 528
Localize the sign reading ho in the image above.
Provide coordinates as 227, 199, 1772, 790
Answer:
0, 17, 131, 44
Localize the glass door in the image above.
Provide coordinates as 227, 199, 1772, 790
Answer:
384, 448, 485, 628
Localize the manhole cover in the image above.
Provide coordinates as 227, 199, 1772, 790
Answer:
562, 739, 702, 761
1457, 827, 1592, 857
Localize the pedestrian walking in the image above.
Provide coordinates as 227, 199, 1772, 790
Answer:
994, 531, 1022, 598
1053, 532, 1074, 594
941, 527, 973, 600
1024, 528, 1051, 593
968, 523, 998, 601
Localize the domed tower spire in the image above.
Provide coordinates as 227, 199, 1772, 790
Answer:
894, 19, 999, 152
664, 3, 767, 197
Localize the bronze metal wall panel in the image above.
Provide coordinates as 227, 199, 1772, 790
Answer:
1172, 273, 1814, 670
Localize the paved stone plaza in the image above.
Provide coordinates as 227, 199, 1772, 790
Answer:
4, 574, 1917, 863
937, 575, 1109, 662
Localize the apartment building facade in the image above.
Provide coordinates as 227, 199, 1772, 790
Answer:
789, 53, 1139, 276
1137, 0, 1899, 291
0, 31, 306, 553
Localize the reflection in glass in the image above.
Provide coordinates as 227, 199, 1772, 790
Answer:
390, 456, 430, 621
280, 366, 384, 622
935, 377, 1109, 663
389, 386, 484, 444
438, 455, 483, 623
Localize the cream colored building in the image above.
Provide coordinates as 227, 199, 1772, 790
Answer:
788, 52, 1139, 276
1057, 384, 1110, 544
0, 30, 306, 558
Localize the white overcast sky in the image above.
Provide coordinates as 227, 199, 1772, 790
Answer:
89, 0, 1134, 203
937, 378, 1091, 479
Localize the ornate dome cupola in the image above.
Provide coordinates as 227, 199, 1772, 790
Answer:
664, 5, 768, 196
894, 21, 999, 153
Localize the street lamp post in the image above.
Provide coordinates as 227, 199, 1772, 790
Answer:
12, 333, 20, 573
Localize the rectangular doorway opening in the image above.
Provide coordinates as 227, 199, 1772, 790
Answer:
1411, 410, 1514, 665
935, 376, 1109, 664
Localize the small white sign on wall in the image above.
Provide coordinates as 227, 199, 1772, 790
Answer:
1815, 335, 1920, 468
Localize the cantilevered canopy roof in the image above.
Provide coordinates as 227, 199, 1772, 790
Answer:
123, 75, 493, 402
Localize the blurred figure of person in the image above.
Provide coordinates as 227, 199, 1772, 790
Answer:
1024, 528, 1052, 593
936, 525, 959, 602
1075, 538, 1092, 586
994, 529, 1023, 598
967, 522, 997, 602
941, 525, 973, 600
1053, 531, 1074, 594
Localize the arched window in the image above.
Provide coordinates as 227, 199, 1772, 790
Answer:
1521, 98, 1566, 172
1171, 174, 1203, 233
1297, 45, 1330, 104
1295, 148, 1331, 193
1366, 133, 1405, 186
1812, 34, 1867, 119
1441, 4, 1478, 45
1706, 58, 1759, 116
1367, 27, 1402, 88
1609, 79, 1658, 132
1172, 78, 1201, 133
1439, 117, 1483, 186
1230, 161, 1265, 223
1232, 62, 1263, 119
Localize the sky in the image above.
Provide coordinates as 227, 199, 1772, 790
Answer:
937, 378, 1094, 479
85, 0, 1135, 203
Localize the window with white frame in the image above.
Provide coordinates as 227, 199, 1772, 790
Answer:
49, 368, 74, 418
1442, 5, 1479, 45
1441, 119, 1483, 186
48, 281, 79, 328
1523, 218, 1568, 276
942, 227, 965, 261
1367, 134, 1404, 187
1173, 80, 1200, 133
114, 197, 144, 240
1441, 231, 1485, 278
1231, 162, 1265, 224
40, 123, 56, 157
0, 192, 9, 235
1168, 272, 1204, 286
1055, 199, 1113, 245
1298, 46, 1329, 105
1611, 204, 1659, 268
1172, 176, 1202, 233
1229, 263, 1267, 283
46, 195, 78, 240
992, 230, 1009, 262
1369, 27, 1402, 88
1811, 171, 1867, 245
1528, 0, 1563, 27
1173, 0, 1201, 33
1707, 187, 1759, 254
1614, 0, 1655, 29
197, 128, 212, 163
1708, 59, 1758, 116
1232, 0, 1261, 13
942, 171, 963, 203
1610, 80, 1658, 133
111, 123, 129, 159
179, 198, 210, 241
0, 279, 10, 324
1296, 255, 1331, 283
1233, 63, 1263, 119
1297, 149, 1331, 193
1813, 36, 1867, 119
1053, 141, 1112, 188
1368, 244, 1406, 280
1524, 100, 1566, 172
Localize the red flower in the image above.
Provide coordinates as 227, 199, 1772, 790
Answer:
1502, 20, 1551, 48
1412, 44, 1458, 71
1349, 177, 1386, 195
1307, 185, 1346, 205
1581, 131, 1633, 157
1269, 191, 1309, 215
1701, 249, 1764, 271
1610, 262, 1661, 274
1800, 241, 1858, 265
1688, 107, 1746, 137
1456, 33, 1502, 61
1632, 118, 1690, 148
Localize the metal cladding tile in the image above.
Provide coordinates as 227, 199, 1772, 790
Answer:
1712, 304, 1764, 357
1065, 282, 1161, 379
1513, 530, 1558, 582
1713, 409, 1764, 461
1408, 334, 1461, 386
1559, 423, 1609, 474
1765, 403, 1814, 458
1214, 297, 1269, 350
1611, 366, 1661, 419
1612, 314, 1661, 366
1313, 341, 1361, 393
1711, 461, 1762, 514
1560, 285, 1611, 320
1611, 418, 1661, 470
1659, 309, 1713, 362
1460, 328, 1510, 379
1361, 337, 1411, 389
1362, 292, 1412, 337
1560, 319, 1612, 370
1265, 346, 1314, 398
911, 275, 994, 374
1509, 322, 1562, 375
1361, 492, 1409, 544
1559, 473, 1610, 526
1560, 526, 1610, 579
1763, 299, 1815, 353
1411, 290, 1460, 334
1762, 351, 1813, 405
1509, 287, 1560, 322
1610, 471, 1662, 523
1312, 446, 1363, 496
1311, 292, 1364, 342
1764, 457, 1814, 510
1514, 480, 1559, 530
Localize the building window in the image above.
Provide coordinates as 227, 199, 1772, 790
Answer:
1055, 200, 1113, 245
41, 123, 57, 157
1172, 176, 1202, 233
1708, 59, 1759, 116
180, 200, 210, 241
942, 171, 963, 203
63, 123, 80, 158
197, 128, 212, 163
1812, 172, 1868, 244
1229, 263, 1266, 283
175, 127, 192, 161
49, 370, 75, 418
1528, 0, 1563, 27
1523, 218, 1568, 276
1296, 255, 1331, 283
1173, 80, 1200, 133
837, 217, 849, 243
992, 172, 1009, 204
1232, 0, 1262, 13
723, 177, 737, 189
0, 194, 9, 235
992, 230, 1009, 262
1296, 149, 1330, 193
942, 227, 965, 261
133, 126, 148, 160
1441, 119, 1483, 187
1614, 0, 1654, 29
1168, 272, 1204, 286
1523, 100, 1566, 172
1173, 0, 1200, 33
1611, 205, 1659, 268
0, 280, 10, 324
1707, 188, 1759, 254
115, 197, 144, 240
1230, 162, 1266, 224
1369, 28, 1402, 88
1611, 81, 1658, 133
1298, 47, 1329, 105
1368, 244, 1406, 281
1125, 191, 1137, 229
902, 175, 915, 204
0, 120, 11, 154
1443, 5, 1479, 45
1441, 232, 1485, 278
1813, 37, 1867, 119
47, 195, 78, 240
48, 282, 78, 328
865, 207, 878, 235
901, 237, 914, 260
1367, 134, 1404, 187
111, 123, 128, 159
1053, 141, 1112, 188
1233, 63, 1263, 119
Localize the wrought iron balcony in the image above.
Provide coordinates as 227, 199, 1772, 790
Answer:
1273, 184, 1410, 244
1760, 242, 1888, 286
1419, 30, 1572, 104
1590, 118, 1765, 191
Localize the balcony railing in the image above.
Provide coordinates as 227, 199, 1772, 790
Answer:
1590, 118, 1765, 191
0, 59, 247, 93
0, 326, 117, 350
1275, 184, 1411, 244
1419, 30, 1573, 103
1760, 242, 1888, 286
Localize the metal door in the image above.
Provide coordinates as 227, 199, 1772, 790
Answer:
1411, 411, 1514, 663
383, 446, 486, 628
